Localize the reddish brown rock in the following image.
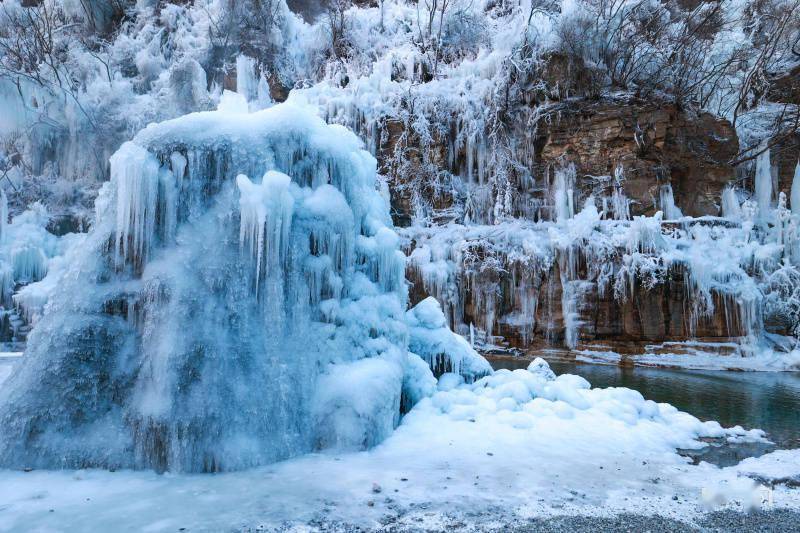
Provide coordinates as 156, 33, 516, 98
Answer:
534, 96, 739, 217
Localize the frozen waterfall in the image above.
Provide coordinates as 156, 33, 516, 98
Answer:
0, 102, 423, 472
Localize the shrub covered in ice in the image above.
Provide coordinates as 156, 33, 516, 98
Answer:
0, 101, 421, 472
407, 297, 492, 382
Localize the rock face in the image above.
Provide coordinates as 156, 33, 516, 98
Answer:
388, 94, 747, 355
768, 65, 800, 106
534, 97, 739, 217
382, 96, 739, 226
407, 242, 751, 357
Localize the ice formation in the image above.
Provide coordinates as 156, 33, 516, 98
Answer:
404, 186, 793, 362
792, 160, 800, 217
755, 147, 773, 221
406, 297, 492, 381
659, 184, 684, 220
0, 204, 77, 345
0, 101, 442, 472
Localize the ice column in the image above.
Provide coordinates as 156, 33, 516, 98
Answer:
0, 188, 6, 242
236, 55, 258, 103
553, 165, 575, 222
755, 147, 773, 220
659, 184, 683, 219
721, 186, 742, 220
791, 160, 800, 216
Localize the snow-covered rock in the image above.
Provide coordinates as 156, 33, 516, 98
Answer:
406, 296, 492, 382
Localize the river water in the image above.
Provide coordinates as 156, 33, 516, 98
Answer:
489, 356, 800, 455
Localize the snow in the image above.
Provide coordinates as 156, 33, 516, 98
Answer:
406, 297, 493, 381
0, 358, 792, 531
401, 352, 437, 411
733, 449, 800, 484
314, 356, 403, 450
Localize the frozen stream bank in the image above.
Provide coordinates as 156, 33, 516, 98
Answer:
1, 356, 799, 531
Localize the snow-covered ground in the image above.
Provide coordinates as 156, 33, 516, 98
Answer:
0, 358, 797, 532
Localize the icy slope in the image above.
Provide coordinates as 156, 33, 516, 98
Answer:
0, 98, 422, 472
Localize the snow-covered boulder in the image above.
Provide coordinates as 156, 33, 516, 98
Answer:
407, 297, 492, 382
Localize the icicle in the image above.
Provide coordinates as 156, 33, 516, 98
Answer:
159, 166, 177, 244
626, 212, 665, 254
170, 152, 186, 183
721, 186, 742, 220
237, 171, 295, 291
659, 184, 683, 219
611, 187, 630, 221
755, 146, 773, 220
110, 142, 161, 266
373, 227, 403, 292
0, 188, 7, 243
791, 160, 800, 216
777, 192, 790, 249
611, 164, 630, 221
0, 261, 13, 304
12, 245, 47, 283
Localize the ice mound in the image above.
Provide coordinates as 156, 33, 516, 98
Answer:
407, 297, 492, 382
0, 102, 416, 472
412, 359, 764, 445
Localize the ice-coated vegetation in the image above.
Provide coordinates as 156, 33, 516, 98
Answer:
0, 99, 452, 473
